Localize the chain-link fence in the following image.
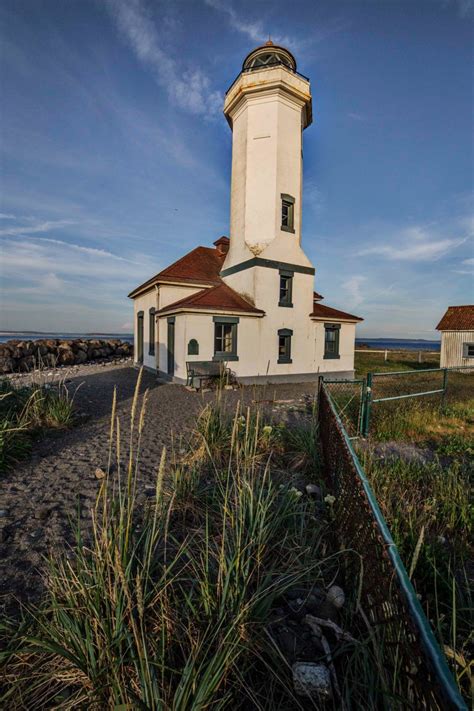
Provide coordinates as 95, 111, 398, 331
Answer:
365, 366, 474, 436
320, 378, 364, 438
322, 366, 473, 438
318, 380, 466, 709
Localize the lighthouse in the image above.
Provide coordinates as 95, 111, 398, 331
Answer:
129, 43, 362, 384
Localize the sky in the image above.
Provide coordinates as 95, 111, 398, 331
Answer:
0, 0, 473, 338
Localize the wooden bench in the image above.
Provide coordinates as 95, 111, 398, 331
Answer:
186, 361, 230, 389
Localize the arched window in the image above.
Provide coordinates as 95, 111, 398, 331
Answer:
187, 339, 199, 356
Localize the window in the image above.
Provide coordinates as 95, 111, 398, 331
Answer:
278, 328, 293, 364
188, 339, 199, 355
148, 308, 155, 355
281, 193, 295, 233
463, 343, 474, 358
279, 270, 293, 307
136, 311, 144, 364
324, 324, 340, 359
213, 317, 239, 361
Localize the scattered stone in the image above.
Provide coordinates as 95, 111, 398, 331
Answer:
34, 507, 51, 521
292, 662, 332, 700
326, 585, 345, 609
95, 467, 106, 480
224, 384, 233, 390
0, 510, 8, 518
305, 483, 322, 497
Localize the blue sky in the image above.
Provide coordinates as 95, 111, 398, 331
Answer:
0, 0, 472, 338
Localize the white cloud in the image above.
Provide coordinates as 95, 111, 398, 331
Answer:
204, 0, 348, 53
205, 0, 268, 43
342, 275, 367, 306
462, 257, 474, 265
358, 225, 467, 261
348, 112, 366, 122
0, 213, 16, 219
105, 0, 222, 117
0, 219, 76, 237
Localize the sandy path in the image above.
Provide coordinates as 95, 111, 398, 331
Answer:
0, 364, 317, 616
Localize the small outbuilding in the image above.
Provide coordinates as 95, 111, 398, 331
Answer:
436, 305, 474, 368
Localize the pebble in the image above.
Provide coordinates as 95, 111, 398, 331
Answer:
326, 585, 345, 609
0, 510, 7, 518
305, 483, 322, 497
95, 467, 106, 480
292, 662, 332, 699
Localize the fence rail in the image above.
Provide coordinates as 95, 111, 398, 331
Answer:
317, 380, 466, 709
323, 365, 473, 437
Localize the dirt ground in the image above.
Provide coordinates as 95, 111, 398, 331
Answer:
0, 363, 318, 617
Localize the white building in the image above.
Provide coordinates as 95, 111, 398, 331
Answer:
436, 305, 474, 368
129, 42, 363, 384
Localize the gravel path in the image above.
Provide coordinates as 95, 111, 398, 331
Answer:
0, 363, 318, 616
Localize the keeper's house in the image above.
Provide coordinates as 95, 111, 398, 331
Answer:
128, 42, 363, 384
436, 305, 474, 369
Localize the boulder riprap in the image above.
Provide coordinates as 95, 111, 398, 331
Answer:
0, 338, 133, 373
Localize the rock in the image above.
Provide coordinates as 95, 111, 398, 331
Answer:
305, 483, 322, 497
317, 600, 339, 622
326, 585, 345, 609
35, 507, 51, 521
0, 510, 8, 518
292, 662, 332, 700
0, 356, 15, 373
18, 355, 34, 371
75, 349, 87, 364
95, 467, 106, 480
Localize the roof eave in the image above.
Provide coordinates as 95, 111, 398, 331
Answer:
310, 315, 363, 323
128, 278, 219, 299
157, 307, 265, 318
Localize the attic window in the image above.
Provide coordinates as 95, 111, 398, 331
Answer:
281, 194, 295, 233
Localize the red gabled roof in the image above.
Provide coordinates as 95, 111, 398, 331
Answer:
128, 246, 225, 297
436, 305, 474, 331
157, 283, 264, 316
310, 303, 363, 322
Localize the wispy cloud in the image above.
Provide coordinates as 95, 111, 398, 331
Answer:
348, 112, 366, 122
343, 275, 367, 306
0, 219, 76, 237
205, 0, 348, 53
205, 0, 276, 44
105, 0, 221, 117
358, 225, 467, 261
0, 213, 17, 219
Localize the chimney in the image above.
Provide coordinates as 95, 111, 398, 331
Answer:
213, 236, 230, 255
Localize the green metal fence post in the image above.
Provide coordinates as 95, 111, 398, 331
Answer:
362, 372, 373, 437
441, 368, 448, 410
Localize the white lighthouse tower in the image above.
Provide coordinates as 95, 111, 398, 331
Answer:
220, 41, 316, 374
222, 41, 313, 273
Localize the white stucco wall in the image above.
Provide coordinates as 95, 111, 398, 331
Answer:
313, 321, 356, 374
440, 331, 474, 368
155, 309, 356, 383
